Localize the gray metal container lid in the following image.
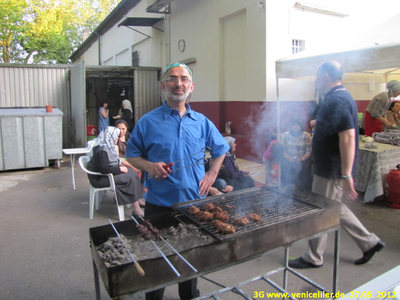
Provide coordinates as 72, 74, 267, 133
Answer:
0, 107, 64, 117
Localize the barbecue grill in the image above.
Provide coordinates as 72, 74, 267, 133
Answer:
90, 186, 341, 299
172, 187, 324, 241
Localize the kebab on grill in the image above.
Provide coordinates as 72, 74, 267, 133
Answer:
142, 220, 161, 240
214, 220, 236, 234
188, 206, 200, 215
234, 216, 250, 226
214, 212, 229, 222
135, 220, 161, 240
135, 224, 154, 240
203, 203, 215, 212
211, 206, 224, 213
197, 211, 214, 221
248, 213, 263, 223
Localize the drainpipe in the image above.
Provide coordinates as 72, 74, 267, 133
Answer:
96, 32, 101, 65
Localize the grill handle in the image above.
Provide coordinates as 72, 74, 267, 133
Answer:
109, 219, 145, 276
134, 262, 145, 276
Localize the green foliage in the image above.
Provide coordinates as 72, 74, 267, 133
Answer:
0, 0, 119, 64
80, 0, 120, 33
0, 0, 30, 63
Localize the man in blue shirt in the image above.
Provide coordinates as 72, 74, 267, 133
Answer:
126, 62, 229, 300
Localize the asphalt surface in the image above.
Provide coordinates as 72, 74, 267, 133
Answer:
0, 155, 399, 300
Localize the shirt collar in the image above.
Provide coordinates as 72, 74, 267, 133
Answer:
324, 84, 345, 99
161, 101, 197, 120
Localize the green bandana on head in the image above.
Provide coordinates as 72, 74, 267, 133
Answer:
162, 62, 193, 79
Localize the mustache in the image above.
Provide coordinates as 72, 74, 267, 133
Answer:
172, 86, 185, 92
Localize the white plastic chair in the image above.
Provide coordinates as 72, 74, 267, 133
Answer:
78, 156, 125, 221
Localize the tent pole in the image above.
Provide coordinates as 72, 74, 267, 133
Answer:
276, 76, 281, 188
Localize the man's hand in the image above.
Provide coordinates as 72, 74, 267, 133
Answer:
339, 128, 357, 199
147, 162, 171, 180
199, 154, 225, 196
126, 157, 172, 180
342, 178, 358, 200
199, 172, 215, 197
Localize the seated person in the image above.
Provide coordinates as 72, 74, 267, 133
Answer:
383, 101, 400, 130
87, 126, 144, 216
263, 134, 284, 187
115, 119, 130, 157
281, 118, 312, 190
115, 119, 147, 201
221, 136, 255, 191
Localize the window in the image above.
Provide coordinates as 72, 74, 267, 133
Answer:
132, 51, 139, 67
292, 40, 305, 54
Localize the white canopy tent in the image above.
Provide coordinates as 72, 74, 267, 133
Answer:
275, 42, 400, 82
270, 13, 400, 187
274, 39, 400, 145
276, 11, 400, 84
273, 41, 400, 188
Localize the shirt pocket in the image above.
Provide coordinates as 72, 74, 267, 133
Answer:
187, 136, 206, 163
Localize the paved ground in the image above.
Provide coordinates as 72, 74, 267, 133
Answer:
0, 155, 399, 300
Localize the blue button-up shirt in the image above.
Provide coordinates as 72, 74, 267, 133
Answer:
126, 101, 229, 207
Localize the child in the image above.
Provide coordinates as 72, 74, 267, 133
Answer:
263, 135, 284, 187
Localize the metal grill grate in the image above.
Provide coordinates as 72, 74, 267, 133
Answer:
172, 186, 323, 241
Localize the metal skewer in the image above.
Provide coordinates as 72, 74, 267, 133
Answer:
134, 215, 198, 273
108, 219, 145, 276
158, 235, 198, 273
131, 216, 181, 277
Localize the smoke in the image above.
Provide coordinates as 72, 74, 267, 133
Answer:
245, 101, 314, 159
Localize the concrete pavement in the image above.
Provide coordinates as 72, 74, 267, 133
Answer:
0, 155, 399, 300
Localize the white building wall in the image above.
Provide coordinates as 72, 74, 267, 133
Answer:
77, 1, 166, 67
103, 56, 114, 65
101, 24, 134, 65
77, 40, 99, 65
115, 48, 130, 66
127, 0, 166, 67
168, 0, 267, 103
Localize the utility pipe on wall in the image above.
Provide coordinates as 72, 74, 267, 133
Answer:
96, 32, 101, 65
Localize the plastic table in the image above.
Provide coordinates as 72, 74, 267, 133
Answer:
62, 148, 91, 190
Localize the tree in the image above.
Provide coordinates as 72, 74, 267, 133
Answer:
22, 0, 81, 64
79, 0, 120, 33
0, 0, 119, 64
0, 0, 30, 63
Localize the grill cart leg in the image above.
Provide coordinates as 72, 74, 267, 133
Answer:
93, 259, 101, 300
283, 247, 289, 291
333, 229, 340, 294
